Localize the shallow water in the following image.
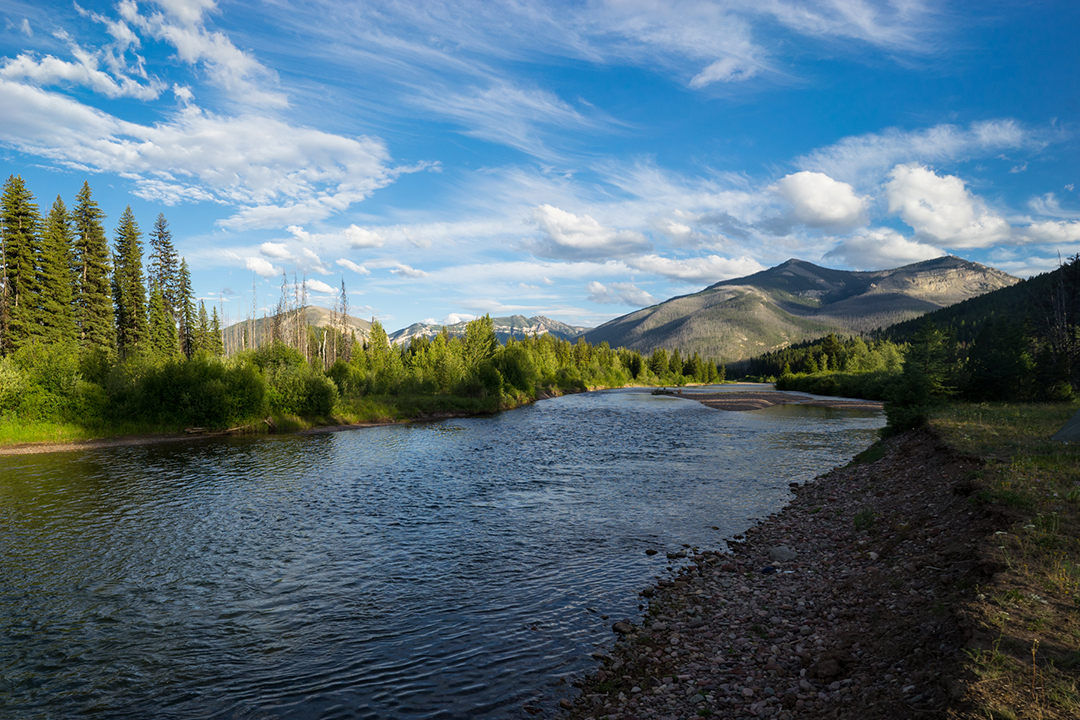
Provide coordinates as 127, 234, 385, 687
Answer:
0, 387, 883, 718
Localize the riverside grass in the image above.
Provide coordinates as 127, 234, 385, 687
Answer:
929, 401, 1080, 719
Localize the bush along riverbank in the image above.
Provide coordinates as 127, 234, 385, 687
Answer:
559, 401, 1080, 720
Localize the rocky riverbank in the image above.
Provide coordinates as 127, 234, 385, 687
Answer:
560, 428, 999, 720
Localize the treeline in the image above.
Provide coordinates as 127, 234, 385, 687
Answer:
732, 333, 904, 379
0, 175, 731, 436
0, 175, 223, 360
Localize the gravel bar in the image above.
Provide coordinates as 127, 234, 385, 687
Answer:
558, 428, 997, 720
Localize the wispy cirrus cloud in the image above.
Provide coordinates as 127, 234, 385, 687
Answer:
119, 0, 288, 108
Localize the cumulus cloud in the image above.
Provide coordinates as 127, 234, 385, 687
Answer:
306, 279, 335, 294
527, 204, 651, 260
586, 281, 655, 307
772, 171, 868, 229
625, 254, 764, 283
346, 225, 385, 248
443, 313, 476, 325
886, 164, 1011, 248
337, 258, 371, 275
245, 256, 280, 278
1020, 220, 1080, 244
824, 228, 945, 269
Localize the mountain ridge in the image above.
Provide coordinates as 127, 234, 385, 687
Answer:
583, 256, 1018, 362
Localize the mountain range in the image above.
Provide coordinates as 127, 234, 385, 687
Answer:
582, 256, 1018, 362
222, 256, 1017, 362
387, 315, 588, 345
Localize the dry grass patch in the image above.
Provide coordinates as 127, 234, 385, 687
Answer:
931, 401, 1080, 719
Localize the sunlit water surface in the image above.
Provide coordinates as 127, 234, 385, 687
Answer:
0, 387, 882, 719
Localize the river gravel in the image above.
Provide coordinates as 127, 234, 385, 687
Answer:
559, 428, 998, 720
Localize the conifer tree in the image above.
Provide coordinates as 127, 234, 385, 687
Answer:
0, 175, 43, 352
196, 300, 210, 353
177, 258, 196, 357
40, 196, 77, 345
112, 206, 148, 356
147, 213, 179, 320
147, 280, 178, 359
210, 305, 224, 356
72, 182, 114, 352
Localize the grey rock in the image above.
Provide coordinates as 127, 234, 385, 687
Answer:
769, 546, 798, 562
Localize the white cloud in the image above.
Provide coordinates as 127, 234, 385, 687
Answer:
1028, 193, 1080, 220
0, 49, 165, 100
797, 120, 1044, 185
885, 164, 1011, 248
391, 263, 428, 278
20, 19, 32, 37
337, 258, 371, 275
444, 312, 476, 325
1020, 220, 1080, 245
0, 82, 396, 228
411, 80, 602, 160
306, 279, 335, 294
346, 225, 385, 248
260, 242, 292, 259
120, 0, 287, 108
625, 254, 764, 283
771, 171, 868, 228
527, 204, 651, 260
244, 256, 280, 278
689, 56, 757, 87
586, 281, 655, 307
824, 228, 945, 269
651, 217, 697, 245
152, 0, 219, 26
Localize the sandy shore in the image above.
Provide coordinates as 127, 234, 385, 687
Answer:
559, 428, 996, 719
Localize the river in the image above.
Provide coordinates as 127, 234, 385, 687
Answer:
0, 386, 883, 719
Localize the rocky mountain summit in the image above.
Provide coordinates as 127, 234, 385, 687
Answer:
388, 314, 588, 345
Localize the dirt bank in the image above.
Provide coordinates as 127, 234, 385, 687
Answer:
560, 428, 1000, 719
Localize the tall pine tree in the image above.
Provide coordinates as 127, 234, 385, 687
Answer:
177, 258, 196, 358
40, 196, 78, 345
0, 175, 43, 352
112, 206, 147, 357
147, 280, 179, 360
147, 213, 179, 322
210, 305, 224, 356
72, 182, 114, 353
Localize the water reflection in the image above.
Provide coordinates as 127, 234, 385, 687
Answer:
0, 388, 882, 719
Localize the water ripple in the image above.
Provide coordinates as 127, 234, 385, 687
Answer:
0, 388, 882, 718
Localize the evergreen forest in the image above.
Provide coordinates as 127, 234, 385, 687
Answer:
0, 176, 726, 442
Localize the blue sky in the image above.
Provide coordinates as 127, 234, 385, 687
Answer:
1, 1, 1078, 332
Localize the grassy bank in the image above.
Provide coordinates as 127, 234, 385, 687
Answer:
0, 387, 572, 450
929, 401, 1080, 719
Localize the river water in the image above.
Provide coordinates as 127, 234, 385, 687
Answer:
0, 386, 883, 719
